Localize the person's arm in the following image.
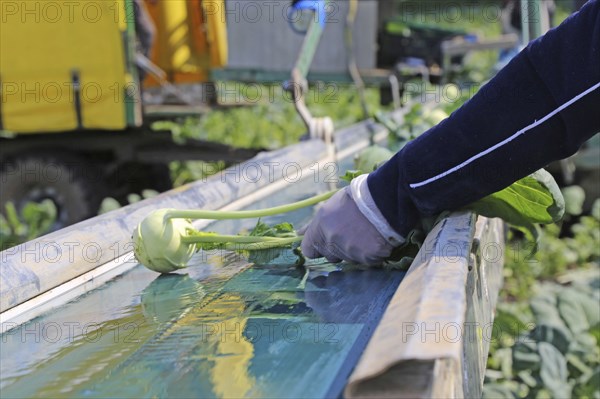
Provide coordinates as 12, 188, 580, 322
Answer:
368, 0, 600, 238
301, 0, 599, 264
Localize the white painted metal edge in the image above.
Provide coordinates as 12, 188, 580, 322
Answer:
0, 253, 137, 333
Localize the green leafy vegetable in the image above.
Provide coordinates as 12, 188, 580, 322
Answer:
466, 169, 565, 245
538, 342, 570, 398
468, 170, 563, 225
249, 220, 296, 238
247, 220, 304, 265
133, 191, 335, 273
133, 209, 197, 274
486, 267, 600, 399
340, 170, 363, 183
384, 229, 426, 271
0, 200, 57, 249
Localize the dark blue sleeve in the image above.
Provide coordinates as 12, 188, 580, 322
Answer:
367, 0, 600, 237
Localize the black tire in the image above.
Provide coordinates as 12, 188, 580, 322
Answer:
0, 152, 106, 231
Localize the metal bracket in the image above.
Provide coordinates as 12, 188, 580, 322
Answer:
135, 53, 193, 105
285, 1, 335, 145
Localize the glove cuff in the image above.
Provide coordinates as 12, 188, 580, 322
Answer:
350, 174, 405, 246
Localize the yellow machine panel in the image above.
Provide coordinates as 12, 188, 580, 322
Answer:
0, 0, 136, 133
145, 0, 228, 84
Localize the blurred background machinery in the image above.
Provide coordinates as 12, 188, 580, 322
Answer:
0, 0, 542, 229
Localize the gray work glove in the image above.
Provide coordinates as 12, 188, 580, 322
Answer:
300, 174, 405, 265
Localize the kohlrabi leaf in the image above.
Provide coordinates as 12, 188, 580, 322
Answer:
557, 288, 600, 334
530, 169, 565, 222
340, 170, 364, 183
512, 340, 541, 372
530, 324, 571, 355
248, 247, 285, 265
248, 220, 303, 265
538, 342, 570, 398
248, 244, 304, 266
383, 229, 425, 270
249, 220, 296, 238
467, 169, 563, 224
464, 169, 564, 245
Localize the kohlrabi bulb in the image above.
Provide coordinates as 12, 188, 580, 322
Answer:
133, 209, 197, 273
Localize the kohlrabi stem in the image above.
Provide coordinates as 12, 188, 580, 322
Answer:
165, 190, 337, 220
181, 234, 299, 244
183, 236, 303, 251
